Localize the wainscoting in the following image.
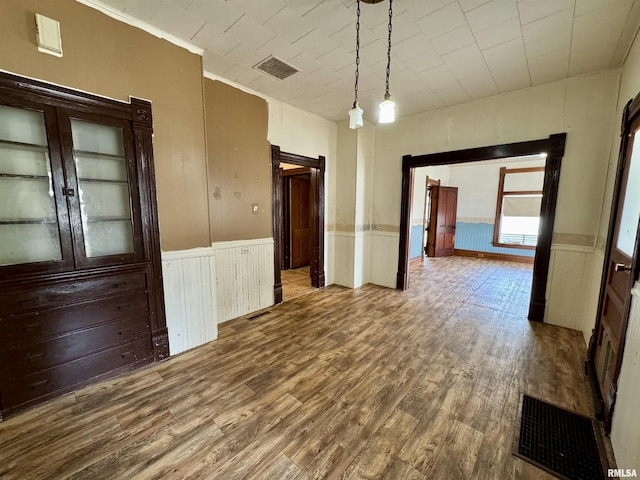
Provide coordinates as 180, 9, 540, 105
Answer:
455, 221, 536, 257
369, 231, 399, 289
332, 232, 356, 288
162, 238, 275, 354
332, 230, 398, 289
611, 281, 640, 470
212, 238, 275, 323
162, 248, 218, 356
544, 244, 604, 343
409, 221, 536, 262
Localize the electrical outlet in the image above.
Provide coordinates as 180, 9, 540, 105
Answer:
241, 247, 250, 254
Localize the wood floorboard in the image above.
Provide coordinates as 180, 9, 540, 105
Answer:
0, 256, 609, 479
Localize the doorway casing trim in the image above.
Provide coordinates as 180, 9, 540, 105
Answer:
588, 94, 640, 431
396, 133, 567, 323
271, 145, 326, 304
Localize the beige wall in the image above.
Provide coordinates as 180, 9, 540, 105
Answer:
204, 79, 271, 242
0, 0, 210, 251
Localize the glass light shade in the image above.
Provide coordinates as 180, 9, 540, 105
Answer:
348, 105, 364, 129
378, 95, 396, 124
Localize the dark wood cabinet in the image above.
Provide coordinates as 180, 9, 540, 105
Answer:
0, 72, 167, 419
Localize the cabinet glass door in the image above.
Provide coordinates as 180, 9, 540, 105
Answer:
0, 105, 62, 266
71, 119, 135, 258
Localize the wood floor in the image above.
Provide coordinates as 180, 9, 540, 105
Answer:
0, 257, 602, 479
281, 266, 317, 301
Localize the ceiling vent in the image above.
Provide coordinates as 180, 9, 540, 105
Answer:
254, 56, 299, 80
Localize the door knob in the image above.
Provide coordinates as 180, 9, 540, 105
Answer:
615, 263, 632, 272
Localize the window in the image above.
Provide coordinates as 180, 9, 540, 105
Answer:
493, 166, 545, 250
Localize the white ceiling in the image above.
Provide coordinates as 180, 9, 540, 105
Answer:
92, 0, 640, 123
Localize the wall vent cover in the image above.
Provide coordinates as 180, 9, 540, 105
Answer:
254, 56, 299, 80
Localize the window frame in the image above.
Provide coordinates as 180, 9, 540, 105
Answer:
492, 166, 545, 251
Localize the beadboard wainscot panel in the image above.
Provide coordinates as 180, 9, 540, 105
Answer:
611, 282, 640, 471
333, 231, 356, 288
354, 230, 371, 289
325, 231, 334, 286
161, 247, 217, 355
544, 244, 603, 343
212, 238, 274, 323
455, 220, 536, 257
369, 230, 399, 289
581, 248, 605, 343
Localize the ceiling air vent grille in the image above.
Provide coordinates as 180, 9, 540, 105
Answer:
254, 56, 299, 80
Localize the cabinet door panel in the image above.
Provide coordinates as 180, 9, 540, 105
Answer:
0, 105, 65, 267
71, 119, 136, 260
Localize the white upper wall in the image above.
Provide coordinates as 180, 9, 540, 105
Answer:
266, 98, 338, 285
268, 100, 337, 162
452, 159, 545, 220
374, 69, 620, 246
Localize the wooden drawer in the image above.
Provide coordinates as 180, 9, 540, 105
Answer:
0, 272, 147, 316
0, 336, 153, 411
0, 315, 151, 381
0, 291, 149, 348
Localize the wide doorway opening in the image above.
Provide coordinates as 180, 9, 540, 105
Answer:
397, 134, 567, 322
408, 155, 546, 318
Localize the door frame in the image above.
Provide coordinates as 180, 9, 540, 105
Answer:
271, 145, 325, 304
421, 177, 440, 261
281, 167, 312, 270
397, 133, 567, 322
588, 95, 640, 430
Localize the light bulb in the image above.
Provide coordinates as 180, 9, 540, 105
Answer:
379, 93, 396, 123
349, 103, 364, 129
378, 93, 396, 124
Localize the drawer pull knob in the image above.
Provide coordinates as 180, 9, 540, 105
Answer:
22, 323, 41, 333
117, 303, 131, 311
121, 351, 134, 359
31, 379, 49, 389
114, 282, 128, 289
119, 328, 132, 336
26, 353, 45, 362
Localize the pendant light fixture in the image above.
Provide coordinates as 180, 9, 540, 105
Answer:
378, 0, 396, 124
348, 0, 364, 129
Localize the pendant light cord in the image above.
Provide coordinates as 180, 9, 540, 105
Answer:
385, 0, 393, 97
353, 0, 361, 107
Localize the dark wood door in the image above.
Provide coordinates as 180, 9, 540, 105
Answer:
289, 175, 311, 268
434, 186, 458, 257
593, 115, 640, 427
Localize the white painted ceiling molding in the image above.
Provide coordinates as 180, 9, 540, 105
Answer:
81, 0, 640, 123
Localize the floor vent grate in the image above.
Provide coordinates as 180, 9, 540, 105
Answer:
515, 394, 605, 480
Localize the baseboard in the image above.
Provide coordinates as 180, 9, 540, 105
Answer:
410, 256, 422, 265
454, 248, 534, 264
